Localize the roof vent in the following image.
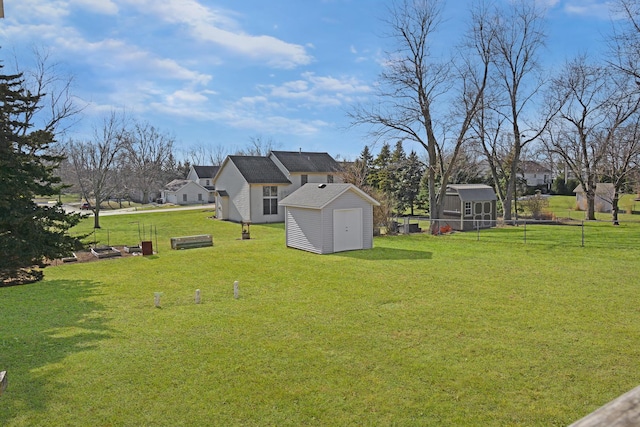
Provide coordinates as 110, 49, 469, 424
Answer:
318, 183, 326, 189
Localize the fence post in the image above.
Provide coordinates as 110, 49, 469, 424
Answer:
476, 221, 480, 241
523, 220, 527, 243
581, 221, 585, 247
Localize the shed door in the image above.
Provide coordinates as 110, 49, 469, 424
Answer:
333, 208, 363, 252
473, 201, 492, 227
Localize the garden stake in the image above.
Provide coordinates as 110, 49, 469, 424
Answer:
154, 292, 162, 308
234, 281, 239, 299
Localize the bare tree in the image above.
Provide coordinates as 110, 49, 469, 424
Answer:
603, 119, 640, 224
67, 112, 128, 228
610, 0, 640, 80
124, 121, 175, 203
350, 0, 493, 231
236, 135, 280, 156
545, 57, 640, 220
489, 0, 550, 220
14, 47, 83, 141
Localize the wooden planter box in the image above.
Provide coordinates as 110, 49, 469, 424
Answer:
91, 246, 122, 259
171, 235, 213, 250
62, 253, 78, 263
124, 245, 142, 254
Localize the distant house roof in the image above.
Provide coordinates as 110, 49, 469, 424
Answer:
192, 165, 220, 178
270, 151, 343, 173
164, 179, 191, 192
279, 183, 380, 209
228, 156, 292, 184
521, 161, 551, 174
446, 184, 497, 202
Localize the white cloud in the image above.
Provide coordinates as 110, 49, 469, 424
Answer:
258, 72, 372, 107
11, 0, 70, 21
122, 0, 313, 69
564, 1, 613, 18
70, 0, 118, 15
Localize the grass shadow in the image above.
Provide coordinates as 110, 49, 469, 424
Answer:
0, 279, 113, 422
331, 246, 433, 261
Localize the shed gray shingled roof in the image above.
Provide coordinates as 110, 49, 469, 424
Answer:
279, 183, 379, 209
446, 184, 497, 201
229, 156, 291, 184
193, 165, 220, 178
271, 151, 342, 173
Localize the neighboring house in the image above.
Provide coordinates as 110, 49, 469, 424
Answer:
213, 151, 343, 224
269, 151, 343, 197
187, 165, 219, 202
279, 183, 380, 254
574, 183, 615, 213
520, 161, 552, 192
441, 184, 498, 231
213, 156, 292, 223
161, 179, 210, 205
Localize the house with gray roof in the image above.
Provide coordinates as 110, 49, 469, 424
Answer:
441, 184, 497, 231
279, 183, 379, 253
161, 179, 210, 205
187, 165, 220, 202
213, 151, 343, 223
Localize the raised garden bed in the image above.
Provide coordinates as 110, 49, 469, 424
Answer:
170, 234, 213, 250
61, 253, 78, 263
124, 245, 142, 254
91, 246, 122, 259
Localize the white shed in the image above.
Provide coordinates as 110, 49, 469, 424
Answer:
278, 183, 380, 254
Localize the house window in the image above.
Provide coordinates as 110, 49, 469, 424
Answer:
198, 193, 203, 201
182, 194, 187, 202
464, 201, 472, 216
206, 180, 210, 186
301, 175, 308, 185
327, 174, 334, 183
263, 186, 278, 215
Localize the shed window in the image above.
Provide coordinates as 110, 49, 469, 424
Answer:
301, 174, 308, 185
327, 174, 334, 183
198, 193, 203, 201
464, 201, 472, 216
182, 194, 187, 202
263, 186, 278, 215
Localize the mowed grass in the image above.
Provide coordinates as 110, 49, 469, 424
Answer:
1, 207, 640, 426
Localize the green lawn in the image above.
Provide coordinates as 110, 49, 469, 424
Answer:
1, 206, 639, 426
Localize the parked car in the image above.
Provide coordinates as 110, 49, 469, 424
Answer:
81, 202, 91, 210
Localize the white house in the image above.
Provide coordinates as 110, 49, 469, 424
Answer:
161, 179, 210, 205
213, 151, 343, 224
186, 165, 219, 202
574, 183, 615, 213
520, 161, 552, 192
213, 156, 292, 223
279, 183, 380, 254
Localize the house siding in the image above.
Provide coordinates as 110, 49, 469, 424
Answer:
250, 184, 285, 223
285, 208, 323, 254
216, 162, 251, 222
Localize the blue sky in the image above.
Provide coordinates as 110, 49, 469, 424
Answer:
0, 0, 618, 161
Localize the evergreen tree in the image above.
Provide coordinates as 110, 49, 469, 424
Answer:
396, 151, 424, 215
0, 67, 83, 284
390, 141, 408, 212
370, 143, 392, 193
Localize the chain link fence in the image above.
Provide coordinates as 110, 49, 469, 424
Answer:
394, 217, 640, 249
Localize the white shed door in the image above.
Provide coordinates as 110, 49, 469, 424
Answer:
333, 208, 363, 252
